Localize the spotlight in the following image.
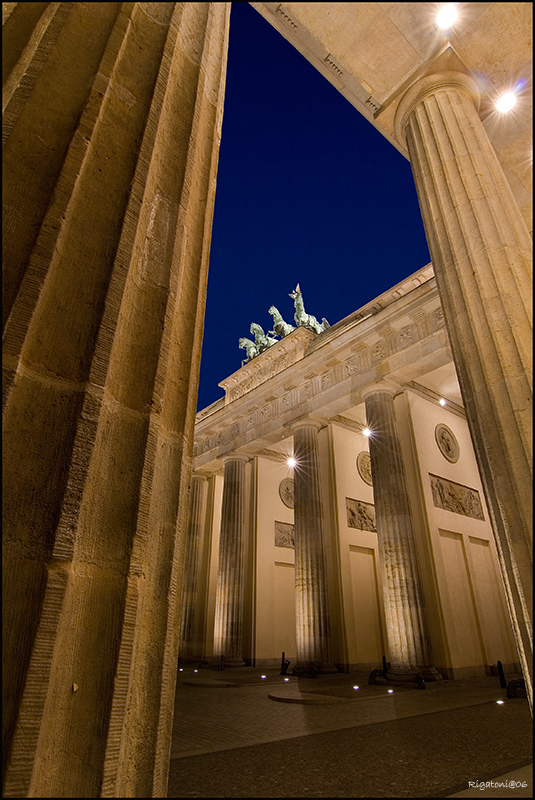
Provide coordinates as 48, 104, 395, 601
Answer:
362, 427, 371, 437
495, 92, 517, 113
436, 4, 457, 29
261, 675, 266, 679
284, 678, 289, 682
439, 398, 446, 406
387, 689, 394, 694
496, 700, 505, 705
353, 686, 359, 690
287, 457, 297, 468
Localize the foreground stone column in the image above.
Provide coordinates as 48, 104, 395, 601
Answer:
395, 71, 532, 704
364, 387, 441, 681
2, 4, 230, 796
180, 474, 208, 661
291, 420, 337, 675
213, 457, 249, 667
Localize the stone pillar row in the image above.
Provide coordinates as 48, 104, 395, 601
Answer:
364, 387, 441, 681
395, 71, 532, 706
2, 4, 231, 797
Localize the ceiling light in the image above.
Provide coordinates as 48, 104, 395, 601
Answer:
439, 398, 446, 406
436, 4, 457, 29
495, 92, 517, 113
362, 427, 371, 437
287, 457, 297, 468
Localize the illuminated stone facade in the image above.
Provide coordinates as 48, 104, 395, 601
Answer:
187, 266, 519, 682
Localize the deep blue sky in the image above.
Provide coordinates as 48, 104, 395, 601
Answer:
197, 2, 431, 411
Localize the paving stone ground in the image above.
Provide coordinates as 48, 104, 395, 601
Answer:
167, 668, 532, 798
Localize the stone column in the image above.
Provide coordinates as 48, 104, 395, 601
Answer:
2, 4, 231, 797
291, 420, 337, 675
395, 71, 532, 703
180, 474, 208, 662
213, 457, 249, 667
364, 386, 440, 681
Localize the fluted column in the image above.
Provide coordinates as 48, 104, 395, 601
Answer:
180, 474, 208, 661
3, 4, 231, 796
364, 387, 440, 681
395, 71, 532, 704
291, 420, 337, 676
213, 456, 249, 667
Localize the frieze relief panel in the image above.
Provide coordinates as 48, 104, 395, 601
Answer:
372, 340, 387, 363
345, 357, 360, 377
398, 324, 418, 348
275, 521, 295, 549
346, 497, 376, 532
429, 474, 484, 520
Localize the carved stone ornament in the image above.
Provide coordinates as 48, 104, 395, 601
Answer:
346, 497, 376, 532
275, 521, 295, 549
356, 451, 373, 485
435, 423, 460, 463
429, 474, 484, 520
279, 478, 295, 509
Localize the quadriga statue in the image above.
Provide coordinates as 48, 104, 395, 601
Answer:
239, 285, 329, 366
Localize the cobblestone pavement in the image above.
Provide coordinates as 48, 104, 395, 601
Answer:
168, 668, 532, 798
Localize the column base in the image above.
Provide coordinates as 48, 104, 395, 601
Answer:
384, 665, 443, 682
209, 655, 246, 669
292, 660, 338, 677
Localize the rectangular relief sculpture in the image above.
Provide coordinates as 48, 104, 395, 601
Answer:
429, 473, 484, 520
346, 498, 376, 532
275, 521, 295, 549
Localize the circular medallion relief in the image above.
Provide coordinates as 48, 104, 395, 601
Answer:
435, 423, 460, 463
279, 478, 295, 508
356, 451, 373, 485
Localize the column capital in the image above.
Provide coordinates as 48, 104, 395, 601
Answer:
191, 471, 209, 481
361, 381, 400, 400
290, 418, 322, 432
221, 453, 250, 464
395, 70, 480, 147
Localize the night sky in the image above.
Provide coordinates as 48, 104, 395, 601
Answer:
197, 2, 431, 411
